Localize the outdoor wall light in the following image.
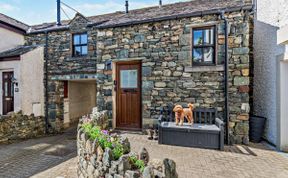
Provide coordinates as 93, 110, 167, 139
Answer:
11, 77, 18, 87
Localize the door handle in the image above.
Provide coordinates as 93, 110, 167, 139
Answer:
5, 98, 12, 101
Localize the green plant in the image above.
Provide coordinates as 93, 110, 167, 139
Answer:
112, 143, 124, 160
129, 156, 145, 172
81, 123, 125, 161
135, 159, 145, 172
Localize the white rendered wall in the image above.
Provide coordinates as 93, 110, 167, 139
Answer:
254, 0, 288, 145
0, 27, 24, 52
68, 81, 96, 123
279, 60, 288, 151
20, 47, 44, 116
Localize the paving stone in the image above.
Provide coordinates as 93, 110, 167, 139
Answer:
1, 128, 288, 178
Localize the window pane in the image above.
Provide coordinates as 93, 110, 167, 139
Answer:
193, 48, 203, 63
81, 34, 87, 44
74, 35, 80, 45
120, 70, 138, 88
203, 47, 214, 63
81, 46, 88, 55
203, 28, 214, 45
75, 46, 81, 56
193, 30, 203, 45
4, 82, 8, 96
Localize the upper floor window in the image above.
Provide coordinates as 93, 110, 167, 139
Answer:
73, 33, 88, 57
192, 26, 216, 65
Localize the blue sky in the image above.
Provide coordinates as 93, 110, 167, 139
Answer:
0, 0, 188, 25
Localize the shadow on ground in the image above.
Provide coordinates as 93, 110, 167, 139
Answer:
0, 126, 77, 178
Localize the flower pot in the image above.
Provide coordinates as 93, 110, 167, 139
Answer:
249, 116, 266, 143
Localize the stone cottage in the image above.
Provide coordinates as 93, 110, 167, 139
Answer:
25, 0, 254, 144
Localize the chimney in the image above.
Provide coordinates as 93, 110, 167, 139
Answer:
57, 0, 61, 25
125, 0, 129, 14
159, 0, 162, 8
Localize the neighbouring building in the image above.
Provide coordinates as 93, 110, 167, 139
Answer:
0, 13, 45, 117
253, 0, 288, 151
24, 0, 254, 144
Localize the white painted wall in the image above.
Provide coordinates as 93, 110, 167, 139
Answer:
0, 47, 44, 116
0, 61, 21, 114
254, 0, 288, 145
68, 81, 96, 123
0, 28, 24, 52
278, 60, 288, 151
20, 47, 44, 116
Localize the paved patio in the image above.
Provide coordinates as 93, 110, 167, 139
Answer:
123, 132, 288, 178
0, 128, 287, 178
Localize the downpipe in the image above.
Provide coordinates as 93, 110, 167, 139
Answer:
44, 30, 49, 134
220, 11, 230, 144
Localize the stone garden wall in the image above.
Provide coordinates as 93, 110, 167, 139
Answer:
77, 122, 177, 178
0, 112, 45, 143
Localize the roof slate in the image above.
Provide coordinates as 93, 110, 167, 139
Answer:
97, 0, 252, 28
0, 46, 38, 59
0, 13, 30, 31
29, 0, 252, 33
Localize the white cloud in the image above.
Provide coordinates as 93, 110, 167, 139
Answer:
0, 3, 19, 13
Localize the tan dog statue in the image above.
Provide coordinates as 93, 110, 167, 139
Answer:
173, 103, 194, 126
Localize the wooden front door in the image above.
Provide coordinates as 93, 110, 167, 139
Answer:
2, 72, 14, 115
116, 61, 141, 130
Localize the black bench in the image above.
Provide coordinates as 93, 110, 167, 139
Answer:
158, 106, 224, 150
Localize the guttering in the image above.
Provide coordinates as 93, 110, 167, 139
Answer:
28, 25, 69, 34
28, 21, 107, 34
0, 21, 26, 35
44, 30, 49, 134
0, 55, 20, 61
220, 11, 229, 145
97, 5, 253, 29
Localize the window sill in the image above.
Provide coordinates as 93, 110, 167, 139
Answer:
184, 65, 224, 73
67, 56, 90, 60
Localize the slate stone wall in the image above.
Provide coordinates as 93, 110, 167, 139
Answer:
96, 11, 253, 144
25, 10, 253, 144
0, 112, 45, 143
25, 14, 98, 128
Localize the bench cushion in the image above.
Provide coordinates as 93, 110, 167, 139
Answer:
161, 122, 220, 134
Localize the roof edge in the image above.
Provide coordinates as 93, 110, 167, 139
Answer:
0, 45, 41, 59
28, 4, 253, 34
0, 21, 26, 34
97, 5, 253, 29
0, 13, 30, 31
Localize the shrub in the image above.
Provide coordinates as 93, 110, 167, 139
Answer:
82, 123, 123, 160
82, 123, 146, 172
129, 155, 145, 172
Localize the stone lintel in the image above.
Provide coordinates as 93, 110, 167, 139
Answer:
112, 57, 146, 63
51, 74, 97, 81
